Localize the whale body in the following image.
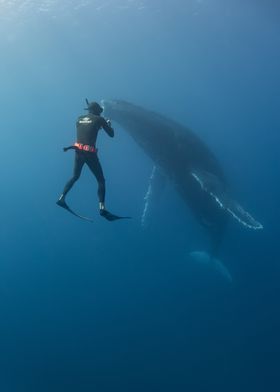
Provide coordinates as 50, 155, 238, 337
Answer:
102, 100, 263, 256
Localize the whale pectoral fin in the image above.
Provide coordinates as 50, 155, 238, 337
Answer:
226, 200, 263, 230
142, 165, 166, 227
206, 192, 263, 230
191, 170, 263, 230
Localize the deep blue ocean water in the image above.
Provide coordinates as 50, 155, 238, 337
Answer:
0, 1, 279, 391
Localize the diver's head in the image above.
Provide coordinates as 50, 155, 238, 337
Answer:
85, 101, 103, 115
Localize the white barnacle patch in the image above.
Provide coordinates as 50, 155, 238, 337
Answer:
210, 192, 224, 209
191, 172, 204, 189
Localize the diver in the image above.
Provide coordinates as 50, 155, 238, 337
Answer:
57, 100, 129, 221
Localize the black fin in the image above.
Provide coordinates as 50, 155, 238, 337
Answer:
56, 199, 93, 222
100, 209, 131, 221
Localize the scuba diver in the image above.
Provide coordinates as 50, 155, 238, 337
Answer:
56, 99, 129, 221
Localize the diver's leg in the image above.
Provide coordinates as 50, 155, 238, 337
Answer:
85, 153, 131, 221
85, 154, 106, 209
57, 152, 85, 206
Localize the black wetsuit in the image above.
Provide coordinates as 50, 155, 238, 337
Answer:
62, 113, 114, 203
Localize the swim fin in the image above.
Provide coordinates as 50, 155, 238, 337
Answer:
56, 199, 93, 222
100, 209, 131, 221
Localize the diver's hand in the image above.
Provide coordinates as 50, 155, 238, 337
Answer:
106, 119, 112, 127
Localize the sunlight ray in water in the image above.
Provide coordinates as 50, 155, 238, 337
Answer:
0, 0, 203, 21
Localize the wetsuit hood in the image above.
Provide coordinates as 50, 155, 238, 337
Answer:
84, 101, 103, 115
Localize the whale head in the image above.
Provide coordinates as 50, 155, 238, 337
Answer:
101, 99, 137, 123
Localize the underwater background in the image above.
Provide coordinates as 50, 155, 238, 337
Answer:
0, 1, 279, 391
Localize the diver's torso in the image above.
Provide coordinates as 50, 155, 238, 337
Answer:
76, 113, 103, 146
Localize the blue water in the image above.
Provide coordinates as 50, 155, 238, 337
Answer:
0, 1, 279, 391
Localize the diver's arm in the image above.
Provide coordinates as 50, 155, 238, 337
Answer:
102, 118, 114, 137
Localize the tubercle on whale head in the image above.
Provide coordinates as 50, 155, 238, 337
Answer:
101, 99, 119, 119
101, 99, 136, 119
101, 99, 124, 109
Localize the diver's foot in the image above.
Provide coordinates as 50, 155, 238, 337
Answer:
99, 202, 105, 211
100, 209, 118, 221
99, 208, 109, 217
56, 196, 68, 209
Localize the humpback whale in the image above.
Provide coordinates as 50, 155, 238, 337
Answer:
102, 100, 263, 258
